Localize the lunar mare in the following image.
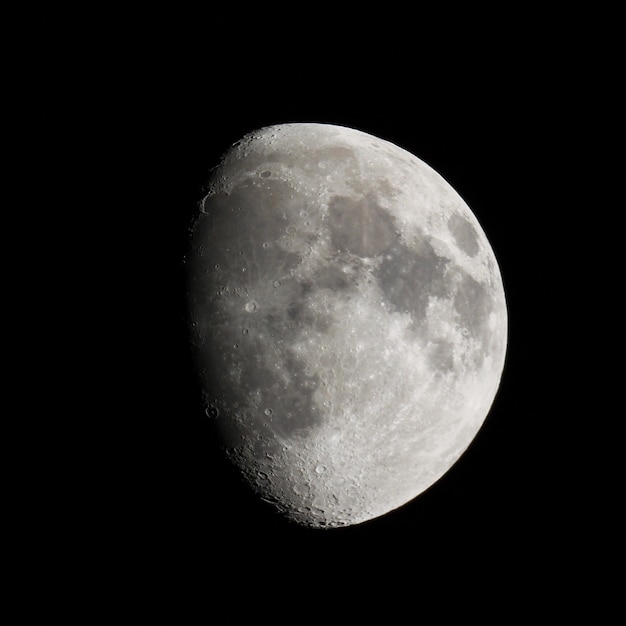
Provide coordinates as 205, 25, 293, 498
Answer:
187, 123, 507, 528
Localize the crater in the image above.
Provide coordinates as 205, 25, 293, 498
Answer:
328, 194, 397, 258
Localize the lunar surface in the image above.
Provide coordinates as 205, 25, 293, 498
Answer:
187, 123, 507, 528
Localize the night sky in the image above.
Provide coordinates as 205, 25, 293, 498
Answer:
26, 8, 612, 621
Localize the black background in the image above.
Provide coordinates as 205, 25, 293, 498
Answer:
24, 8, 615, 621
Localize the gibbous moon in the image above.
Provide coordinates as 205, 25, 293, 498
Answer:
187, 123, 507, 528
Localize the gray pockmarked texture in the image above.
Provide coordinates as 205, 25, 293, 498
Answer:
187, 123, 507, 528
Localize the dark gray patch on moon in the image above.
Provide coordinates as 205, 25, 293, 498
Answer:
428, 339, 456, 374
194, 179, 303, 283
311, 145, 359, 170
454, 273, 490, 338
375, 232, 449, 324
448, 213, 480, 258
328, 194, 397, 258
190, 309, 324, 448
188, 177, 328, 446
286, 291, 334, 334
453, 272, 493, 367
312, 265, 353, 292
235, 334, 322, 439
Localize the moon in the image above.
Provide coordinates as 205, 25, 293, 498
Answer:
186, 123, 507, 528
